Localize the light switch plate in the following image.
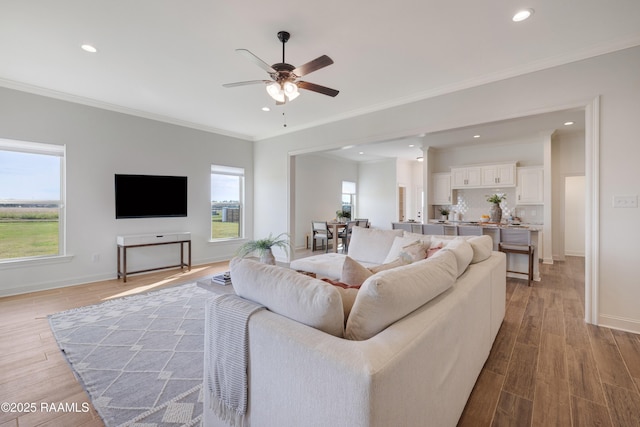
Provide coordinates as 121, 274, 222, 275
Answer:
613, 195, 638, 208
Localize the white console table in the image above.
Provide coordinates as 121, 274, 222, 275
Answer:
116, 232, 191, 282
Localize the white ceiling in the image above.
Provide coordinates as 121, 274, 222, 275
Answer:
1, 0, 639, 144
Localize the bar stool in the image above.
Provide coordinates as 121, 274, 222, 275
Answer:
498, 228, 535, 286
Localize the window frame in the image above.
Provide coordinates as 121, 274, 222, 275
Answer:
0, 138, 66, 262
210, 164, 245, 242
341, 180, 357, 217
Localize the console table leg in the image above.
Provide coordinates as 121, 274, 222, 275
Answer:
123, 247, 127, 283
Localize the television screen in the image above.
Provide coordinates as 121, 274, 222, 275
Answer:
115, 174, 187, 219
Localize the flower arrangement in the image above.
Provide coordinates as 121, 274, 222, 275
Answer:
486, 194, 506, 204
438, 207, 450, 216
336, 209, 351, 220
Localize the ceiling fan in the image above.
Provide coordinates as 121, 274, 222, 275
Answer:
223, 31, 339, 104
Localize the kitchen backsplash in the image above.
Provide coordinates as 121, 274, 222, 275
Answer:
434, 188, 543, 224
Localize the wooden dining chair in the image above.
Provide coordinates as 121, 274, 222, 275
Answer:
311, 221, 333, 252
338, 221, 357, 252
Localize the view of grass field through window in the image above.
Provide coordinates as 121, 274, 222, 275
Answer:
0, 205, 60, 259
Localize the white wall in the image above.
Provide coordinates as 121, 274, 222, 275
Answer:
358, 159, 397, 229
293, 153, 358, 249
0, 87, 253, 296
256, 46, 640, 333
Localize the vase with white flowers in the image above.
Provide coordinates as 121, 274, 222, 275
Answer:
486, 194, 506, 223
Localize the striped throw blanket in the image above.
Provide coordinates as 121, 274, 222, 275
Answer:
206, 294, 265, 427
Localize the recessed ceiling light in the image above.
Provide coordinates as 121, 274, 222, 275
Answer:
81, 44, 97, 53
512, 9, 534, 22
262, 106, 270, 112
416, 156, 424, 162
408, 144, 415, 148
358, 151, 364, 155
564, 121, 574, 126
473, 135, 481, 139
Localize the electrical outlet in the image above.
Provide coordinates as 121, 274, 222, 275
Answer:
531, 210, 536, 217
613, 195, 638, 208
92, 253, 100, 263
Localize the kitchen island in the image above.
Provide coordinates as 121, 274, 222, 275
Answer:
391, 221, 541, 282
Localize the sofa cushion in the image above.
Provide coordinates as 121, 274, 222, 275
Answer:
341, 256, 373, 286
467, 235, 493, 263
347, 227, 403, 265
345, 250, 458, 341
230, 257, 345, 337
434, 238, 474, 277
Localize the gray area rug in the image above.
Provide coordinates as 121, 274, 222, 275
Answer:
49, 282, 211, 427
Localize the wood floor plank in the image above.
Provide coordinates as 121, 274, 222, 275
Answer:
587, 324, 637, 391
484, 324, 518, 376
491, 390, 533, 427
571, 395, 612, 427
602, 383, 640, 427
516, 296, 544, 347
503, 342, 538, 400
566, 344, 607, 405
564, 315, 590, 349
458, 369, 505, 427
542, 309, 565, 337
532, 379, 572, 426
611, 328, 640, 393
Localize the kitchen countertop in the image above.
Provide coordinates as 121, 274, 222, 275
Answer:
426, 220, 543, 231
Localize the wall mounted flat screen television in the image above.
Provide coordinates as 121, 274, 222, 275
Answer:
115, 174, 187, 219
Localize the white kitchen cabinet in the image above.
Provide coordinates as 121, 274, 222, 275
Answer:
516, 167, 544, 205
451, 167, 481, 188
481, 164, 516, 187
431, 173, 452, 205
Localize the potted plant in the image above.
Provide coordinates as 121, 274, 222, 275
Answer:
438, 207, 450, 221
336, 209, 351, 223
236, 232, 291, 265
486, 194, 506, 223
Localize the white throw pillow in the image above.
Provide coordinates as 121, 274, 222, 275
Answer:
230, 257, 345, 337
345, 251, 458, 341
467, 235, 493, 263
383, 236, 421, 264
403, 231, 432, 246
347, 227, 403, 265
341, 256, 373, 286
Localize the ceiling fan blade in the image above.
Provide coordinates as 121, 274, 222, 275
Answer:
293, 55, 334, 77
223, 80, 271, 88
297, 81, 339, 97
236, 49, 276, 74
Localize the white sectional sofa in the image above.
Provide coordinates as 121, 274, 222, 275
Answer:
202, 227, 506, 427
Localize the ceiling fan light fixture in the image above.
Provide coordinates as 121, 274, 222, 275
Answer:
266, 82, 285, 103
283, 81, 300, 101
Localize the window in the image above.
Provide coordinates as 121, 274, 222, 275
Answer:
211, 165, 244, 240
0, 139, 65, 261
342, 181, 356, 217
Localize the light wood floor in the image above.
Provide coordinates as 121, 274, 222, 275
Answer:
1, 257, 639, 426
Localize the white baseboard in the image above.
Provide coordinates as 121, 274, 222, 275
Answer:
598, 314, 640, 334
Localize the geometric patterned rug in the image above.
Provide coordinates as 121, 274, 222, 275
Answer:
48, 283, 211, 427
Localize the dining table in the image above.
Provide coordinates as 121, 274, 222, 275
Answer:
327, 221, 347, 253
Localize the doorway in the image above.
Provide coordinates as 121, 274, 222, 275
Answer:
565, 175, 586, 256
